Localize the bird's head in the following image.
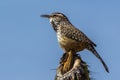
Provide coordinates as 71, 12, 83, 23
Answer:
41, 12, 71, 31
41, 12, 69, 24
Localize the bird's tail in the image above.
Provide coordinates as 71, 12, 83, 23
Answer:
87, 45, 109, 73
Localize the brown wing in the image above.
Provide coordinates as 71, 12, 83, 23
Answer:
60, 25, 96, 47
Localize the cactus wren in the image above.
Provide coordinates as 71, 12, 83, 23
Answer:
41, 12, 109, 73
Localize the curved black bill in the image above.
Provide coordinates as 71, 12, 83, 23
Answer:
40, 14, 50, 18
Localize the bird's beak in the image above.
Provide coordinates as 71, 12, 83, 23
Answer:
40, 14, 50, 18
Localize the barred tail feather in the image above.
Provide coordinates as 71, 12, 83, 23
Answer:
87, 45, 109, 73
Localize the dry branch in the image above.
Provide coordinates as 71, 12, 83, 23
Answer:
55, 51, 90, 80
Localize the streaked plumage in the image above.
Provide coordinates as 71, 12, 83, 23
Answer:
41, 12, 109, 73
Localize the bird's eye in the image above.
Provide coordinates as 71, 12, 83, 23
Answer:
53, 15, 57, 17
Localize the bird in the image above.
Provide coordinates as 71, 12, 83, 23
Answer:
41, 12, 109, 73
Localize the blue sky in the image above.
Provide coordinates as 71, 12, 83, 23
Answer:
0, 0, 120, 80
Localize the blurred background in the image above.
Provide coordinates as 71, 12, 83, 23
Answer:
0, 0, 120, 80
